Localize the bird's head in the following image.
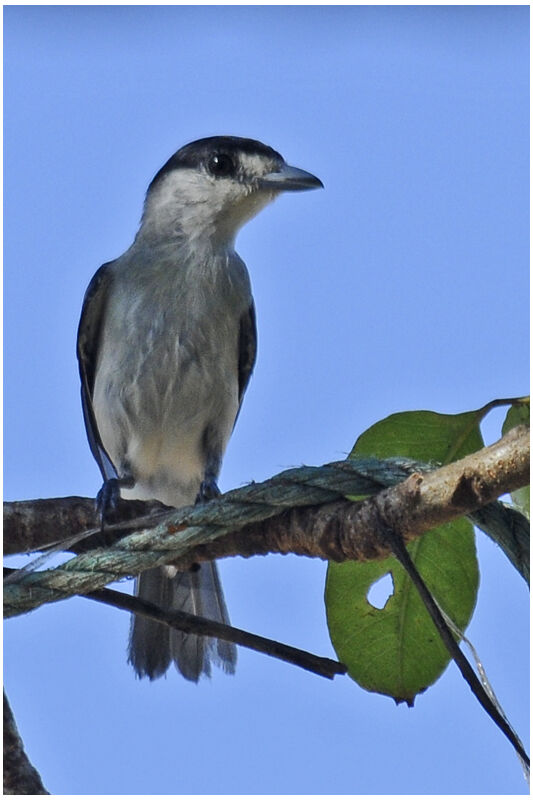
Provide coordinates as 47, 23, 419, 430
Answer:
140, 136, 323, 248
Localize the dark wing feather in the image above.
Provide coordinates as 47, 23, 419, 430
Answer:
236, 302, 257, 420
76, 262, 117, 482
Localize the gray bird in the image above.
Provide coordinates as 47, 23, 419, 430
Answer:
77, 136, 323, 681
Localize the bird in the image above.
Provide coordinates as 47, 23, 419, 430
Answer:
76, 135, 323, 682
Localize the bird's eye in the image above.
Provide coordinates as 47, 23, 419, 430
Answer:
207, 153, 235, 177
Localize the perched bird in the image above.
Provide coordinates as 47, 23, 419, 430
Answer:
77, 136, 323, 681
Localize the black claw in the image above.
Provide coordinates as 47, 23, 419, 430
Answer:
196, 477, 221, 504
96, 478, 121, 527
96, 475, 135, 529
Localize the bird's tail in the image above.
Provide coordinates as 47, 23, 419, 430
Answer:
128, 562, 237, 681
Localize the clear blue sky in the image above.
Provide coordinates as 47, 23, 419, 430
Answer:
4, 5, 529, 794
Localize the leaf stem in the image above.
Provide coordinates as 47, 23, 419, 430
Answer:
383, 526, 530, 770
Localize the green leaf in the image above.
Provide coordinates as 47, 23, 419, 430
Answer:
350, 409, 484, 464
502, 401, 530, 519
326, 519, 478, 704
326, 409, 482, 704
470, 503, 529, 584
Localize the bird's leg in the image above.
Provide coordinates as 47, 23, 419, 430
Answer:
96, 474, 135, 528
197, 432, 223, 503
196, 472, 221, 503
196, 444, 222, 503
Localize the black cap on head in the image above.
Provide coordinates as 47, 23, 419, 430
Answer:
148, 136, 283, 193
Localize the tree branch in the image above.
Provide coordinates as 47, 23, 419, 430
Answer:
3, 425, 529, 619
3, 426, 529, 787
3, 691, 49, 795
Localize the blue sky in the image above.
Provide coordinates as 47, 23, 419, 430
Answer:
4, 5, 529, 794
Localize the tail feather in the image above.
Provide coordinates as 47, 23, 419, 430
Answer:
169, 567, 209, 682
128, 562, 237, 682
128, 567, 172, 680
203, 562, 237, 673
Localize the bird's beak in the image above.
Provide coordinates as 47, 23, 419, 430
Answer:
259, 164, 324, 192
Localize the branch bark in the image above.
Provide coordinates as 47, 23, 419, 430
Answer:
4, 425, 529, 582
3, 425, 529, 791
3, 691, 49, 795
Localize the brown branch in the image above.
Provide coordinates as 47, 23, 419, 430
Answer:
4, 426, 529, 576
3, 691, 49, 795
3, 497, 167, 556
2, 426, 529, 785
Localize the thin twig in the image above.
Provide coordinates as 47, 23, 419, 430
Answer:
382, 527, 530, 768
85, 585, 346, 680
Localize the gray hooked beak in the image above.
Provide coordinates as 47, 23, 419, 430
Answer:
259, 163, 324, 192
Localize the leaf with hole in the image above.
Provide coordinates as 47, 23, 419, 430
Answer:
325, 409, 481, 704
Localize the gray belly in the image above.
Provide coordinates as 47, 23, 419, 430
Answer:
92, 313, 240, 507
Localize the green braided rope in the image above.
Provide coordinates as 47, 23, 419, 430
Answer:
4, 457, 418, 618
4, 455, 527, 617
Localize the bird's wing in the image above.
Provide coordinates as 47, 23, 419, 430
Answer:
234, 301, 257, 426
76, 262, 117, 481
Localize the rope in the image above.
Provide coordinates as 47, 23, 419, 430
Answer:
4, 457, 419, 618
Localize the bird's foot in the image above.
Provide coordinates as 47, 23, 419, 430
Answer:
196, 477, 221, 504
96, 475, 135, 529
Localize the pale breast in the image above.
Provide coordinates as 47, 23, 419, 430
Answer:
92, 247, 250, 505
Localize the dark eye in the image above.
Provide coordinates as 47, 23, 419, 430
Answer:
207, 153, 235, 177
